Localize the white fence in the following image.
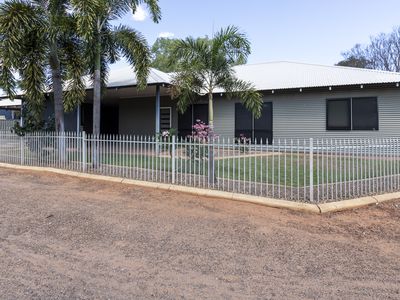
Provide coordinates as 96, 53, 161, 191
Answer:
1, 130, 400, 203
0, 120, 15, 132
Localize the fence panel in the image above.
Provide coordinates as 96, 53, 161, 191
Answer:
0, 120, 16, 132
1, 130, 400, 203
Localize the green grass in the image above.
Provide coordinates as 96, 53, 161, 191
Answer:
74, 152, 397, 187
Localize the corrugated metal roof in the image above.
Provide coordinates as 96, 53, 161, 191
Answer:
0, 67, 171, 98
228, 61, 400, 91
2, 61, 400, 98
92, 66, 171, 88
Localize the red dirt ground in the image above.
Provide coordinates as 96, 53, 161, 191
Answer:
0, 167, 399, 299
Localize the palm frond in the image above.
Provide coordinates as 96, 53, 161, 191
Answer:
61, 36, 87, 112
0, 63, 17, 99
70, 0, 101, 41
113, 25, 151, 89
220, 78, 263, 118
212, 25, 250, 65
170, 70, 203, 114
131, 0, 161, 23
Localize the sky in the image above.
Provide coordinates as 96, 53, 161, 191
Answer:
119, 0, 400, 66
1, 0, 399, 67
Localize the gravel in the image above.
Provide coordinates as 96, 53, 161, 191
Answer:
0, 167, 399, 299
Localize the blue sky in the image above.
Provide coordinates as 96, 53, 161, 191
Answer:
120, 0, 400, 65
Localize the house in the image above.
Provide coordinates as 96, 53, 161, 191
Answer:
0, 98, 21, 120
2, 61, 400, 141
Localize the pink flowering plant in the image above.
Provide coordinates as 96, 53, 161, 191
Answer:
187, 120, 212, 160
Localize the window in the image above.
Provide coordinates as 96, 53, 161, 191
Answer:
352, 98, 378, 130
177, 104, 209, 137
326, 99, 351, 130
235, 103, 253, 139
235, 102, 273, 144
160, 107, 172, 131
326, 97, 378, 131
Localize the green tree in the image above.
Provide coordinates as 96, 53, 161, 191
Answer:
150, 37, 179, 72
0, 0, 86, 131
170, 25, 263, 182
71, 0, 161, 137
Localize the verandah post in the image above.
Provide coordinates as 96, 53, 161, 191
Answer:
171, 135, 176, 184
82, 131, 87, 173
309, 138, 314, 202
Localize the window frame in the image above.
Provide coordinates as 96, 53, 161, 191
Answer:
160, 106, 172, 130
326, 97, 379, 131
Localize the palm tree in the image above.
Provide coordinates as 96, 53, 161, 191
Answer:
0, 0, 86, 131
171, 26, 262, 133
170, 26, 263, 183
70, 0, 161, 137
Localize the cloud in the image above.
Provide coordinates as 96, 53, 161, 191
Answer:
158, 32, 175, 38
132, 5, 147, 22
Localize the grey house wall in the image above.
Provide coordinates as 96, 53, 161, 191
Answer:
212, 88, 400, 140
43, 100, 79, 132
119, 96, 178, 135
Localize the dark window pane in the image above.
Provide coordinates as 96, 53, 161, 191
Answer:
327, 99, 351, 130
235, 103, 253, 139
193, 104, 208, 124
178, 106, 192, 137
254, 102, 273, 144
352, 97, 378, 130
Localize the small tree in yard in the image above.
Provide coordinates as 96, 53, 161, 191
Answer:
170, 26, 263, 183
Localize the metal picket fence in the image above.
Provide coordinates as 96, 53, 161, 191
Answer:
0, 120, 15, 132
1, 130, 400, 203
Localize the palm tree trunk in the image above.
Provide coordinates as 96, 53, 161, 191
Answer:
50, 50, 65, 132
93, 44, 101, 136
50, 49, 66, 161
92, 37, 102, 166
208, 92, 216, 185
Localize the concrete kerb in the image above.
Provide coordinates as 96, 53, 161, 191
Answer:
0, 163, 397, 214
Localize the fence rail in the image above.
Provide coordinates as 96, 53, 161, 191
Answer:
1, 130, 400, 203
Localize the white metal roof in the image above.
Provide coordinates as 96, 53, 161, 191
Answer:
0, 67, 171, 98
227, 61, 400, 91
2, 61, 400, 98
85, 66, 171, 89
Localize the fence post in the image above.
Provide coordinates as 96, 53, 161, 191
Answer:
171, 135, 176, 184
20, 135, 24, 165
309, 138, 314, 202
82, 131, 87, 172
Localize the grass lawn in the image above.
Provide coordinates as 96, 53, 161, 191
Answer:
83, 152, 399, 187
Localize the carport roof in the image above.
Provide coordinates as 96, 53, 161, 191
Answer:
0, 66, 171, 98
99, 66, 171, 88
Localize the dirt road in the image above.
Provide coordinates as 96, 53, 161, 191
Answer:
0, 167, 399, 299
